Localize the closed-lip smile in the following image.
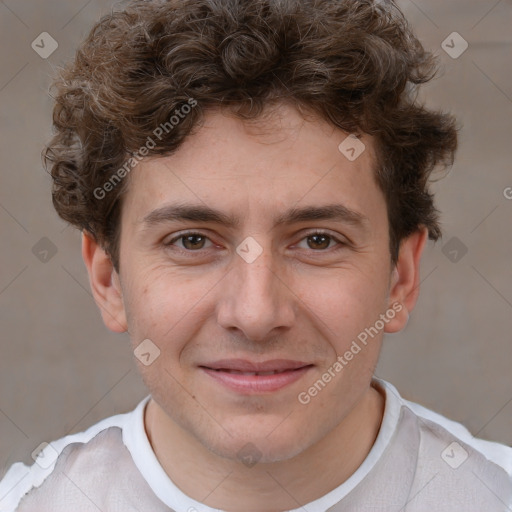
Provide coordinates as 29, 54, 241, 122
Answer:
199, 359, 314, 393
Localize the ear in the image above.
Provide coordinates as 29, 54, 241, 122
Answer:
81, 231, 127, 333
384, 227, 428, 334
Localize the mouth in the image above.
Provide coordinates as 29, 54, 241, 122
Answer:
199, 359, 314, 394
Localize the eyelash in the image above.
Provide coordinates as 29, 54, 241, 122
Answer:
163, 230, 347, 253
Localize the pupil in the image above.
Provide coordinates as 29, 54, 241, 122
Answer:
184, 235, 204, 250
309, 234, 329, 250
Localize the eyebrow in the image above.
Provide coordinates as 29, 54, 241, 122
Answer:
140, 202, 368, 230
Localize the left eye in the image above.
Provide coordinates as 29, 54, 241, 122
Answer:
296, 232, 342, 251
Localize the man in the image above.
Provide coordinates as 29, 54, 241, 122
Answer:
1, 0, 511, 510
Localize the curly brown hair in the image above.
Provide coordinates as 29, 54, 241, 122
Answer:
45, 0, 458, 272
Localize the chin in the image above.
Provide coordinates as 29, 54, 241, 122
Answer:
196, 417, 319, 464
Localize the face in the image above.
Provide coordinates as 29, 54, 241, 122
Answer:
106, 104, 404, 462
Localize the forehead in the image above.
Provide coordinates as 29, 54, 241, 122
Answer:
120, 104, 383, 228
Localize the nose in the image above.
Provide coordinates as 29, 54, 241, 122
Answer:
216, 244, 296, 343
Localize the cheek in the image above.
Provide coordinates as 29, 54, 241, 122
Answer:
122, 266, 218, 349
296, 268, 390, 345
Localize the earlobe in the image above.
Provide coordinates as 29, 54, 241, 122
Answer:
384, 227, 428, 334
81, 231, 127, 333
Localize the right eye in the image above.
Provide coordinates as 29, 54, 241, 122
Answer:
163, 232, 215, 251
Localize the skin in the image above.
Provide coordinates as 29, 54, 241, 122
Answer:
83, 103, 427, 511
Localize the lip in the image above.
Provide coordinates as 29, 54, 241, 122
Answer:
199, 359, 313, 394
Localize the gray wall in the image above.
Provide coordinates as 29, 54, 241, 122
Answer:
1, 0, 511, 476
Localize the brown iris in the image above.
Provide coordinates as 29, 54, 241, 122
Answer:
307, 234, 331, 250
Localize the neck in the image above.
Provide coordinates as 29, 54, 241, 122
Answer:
145, 383, 385, 512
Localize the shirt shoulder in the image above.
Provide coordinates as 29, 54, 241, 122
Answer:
0, 397, 172, 512
403, 394, 512, 476
323, 380, 512, 512
396, 385, 512, 511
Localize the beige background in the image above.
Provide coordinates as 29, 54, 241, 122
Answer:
1, 0, 511, 477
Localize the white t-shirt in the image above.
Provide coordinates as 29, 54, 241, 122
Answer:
1, 378, 511, 511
